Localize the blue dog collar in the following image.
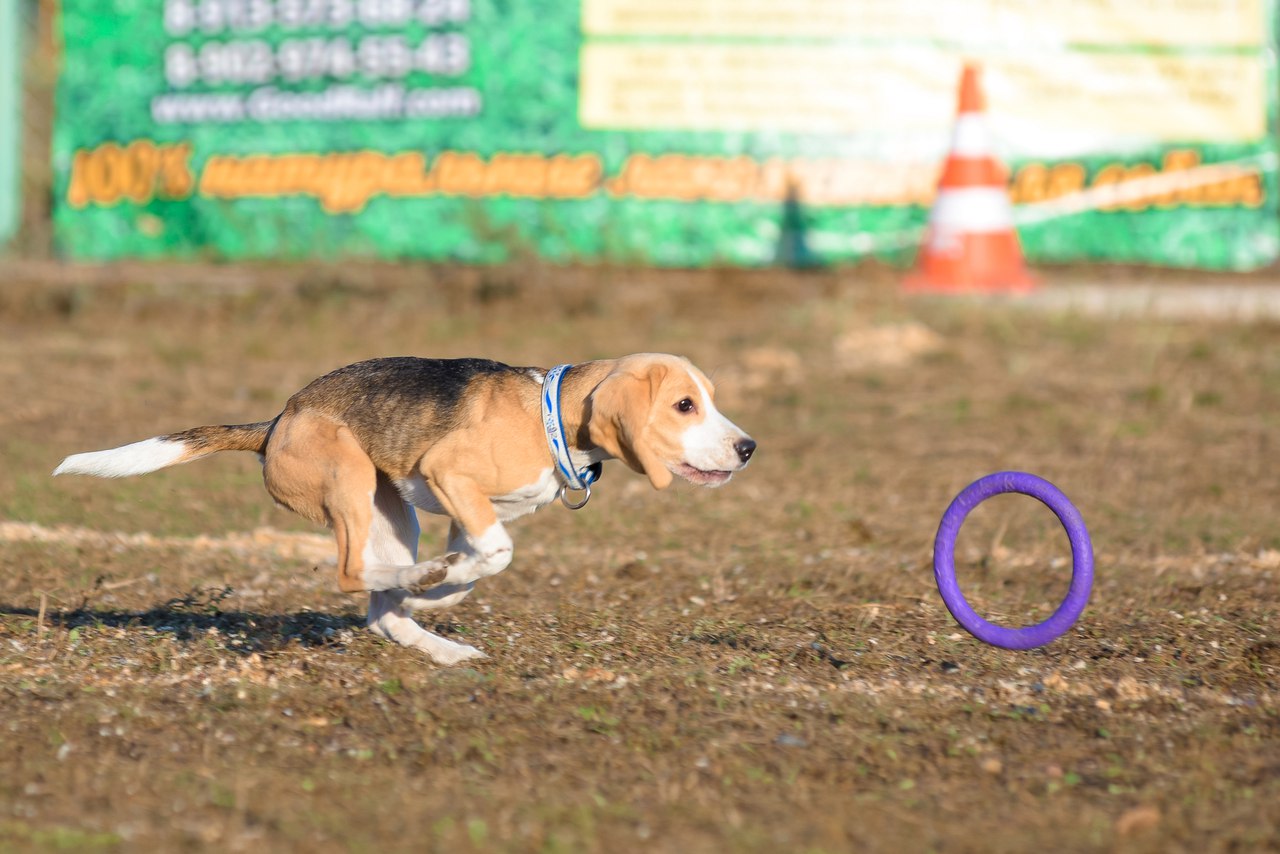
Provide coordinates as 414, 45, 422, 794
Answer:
541, 364, 599, 509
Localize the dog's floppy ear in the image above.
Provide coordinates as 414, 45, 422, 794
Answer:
587, 363, 674, 490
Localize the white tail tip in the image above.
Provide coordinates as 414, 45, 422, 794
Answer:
53, 437, 189, 479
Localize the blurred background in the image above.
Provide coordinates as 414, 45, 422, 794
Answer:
2, 0, 1276, 273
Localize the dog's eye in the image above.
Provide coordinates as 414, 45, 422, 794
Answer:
675, 397, 696, 413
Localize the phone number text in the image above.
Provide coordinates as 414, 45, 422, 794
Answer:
165, 33, 470, 87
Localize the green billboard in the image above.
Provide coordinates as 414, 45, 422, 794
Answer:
54, 0, 1280, 269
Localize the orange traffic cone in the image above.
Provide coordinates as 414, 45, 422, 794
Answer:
905, 63, 1036, 294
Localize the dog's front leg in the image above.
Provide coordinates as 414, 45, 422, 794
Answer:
360, 521, 510, 594
357, 485, 487, 664
418, 473, 514, 586
359, 475, 512, 594
400, 523, 482, 612
370, 523, 488, 663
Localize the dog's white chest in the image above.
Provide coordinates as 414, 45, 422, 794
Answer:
490, 467, 561, 520
396, 469, 561, 521
395, 474, 443, 514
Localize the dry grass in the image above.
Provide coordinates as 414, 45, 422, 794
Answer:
0, 262, 1277, 852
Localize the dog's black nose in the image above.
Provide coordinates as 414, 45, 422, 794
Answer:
735, 438, 757, 463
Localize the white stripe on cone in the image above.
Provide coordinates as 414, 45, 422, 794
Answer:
927, 187, 1015, 234
949, 114, 992, 158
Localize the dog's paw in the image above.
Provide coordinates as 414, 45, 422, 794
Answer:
416, 564, 450, 588
426, 640, 487, 666
395, 556, 457, 590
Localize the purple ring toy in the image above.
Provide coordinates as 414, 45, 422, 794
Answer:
933, 471, 1093, 649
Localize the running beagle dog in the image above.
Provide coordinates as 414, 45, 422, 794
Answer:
54, 354, 756, 664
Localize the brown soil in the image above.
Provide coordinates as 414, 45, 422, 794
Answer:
0, 262, 1276, 852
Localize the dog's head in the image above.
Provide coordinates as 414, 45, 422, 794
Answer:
587, 354, 756, 490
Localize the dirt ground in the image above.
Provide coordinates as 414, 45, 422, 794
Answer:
0, 262, 1276, 853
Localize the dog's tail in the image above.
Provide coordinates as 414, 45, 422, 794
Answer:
53, 420, 275, 479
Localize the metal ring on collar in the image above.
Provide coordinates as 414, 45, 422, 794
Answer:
558, 482, 592, 510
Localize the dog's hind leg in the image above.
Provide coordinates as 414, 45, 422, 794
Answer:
264, 412, 452, 593
362, 477, 486, 664
263, 413, 483, 663
366, 588, 485, 664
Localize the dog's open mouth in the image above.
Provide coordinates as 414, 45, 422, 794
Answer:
673, 463, 734, 487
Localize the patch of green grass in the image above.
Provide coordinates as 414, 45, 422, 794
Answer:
575, 706, 620, 735
0, 821, 122, 851
1004, 391, 1048, 412
1128, 384, 1165, 406
1193, 390, 1223, 408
